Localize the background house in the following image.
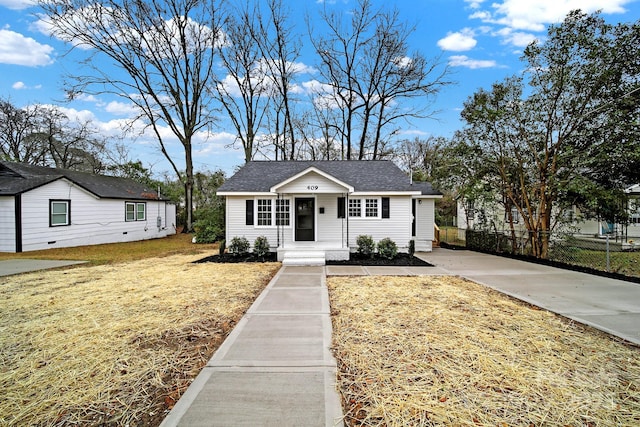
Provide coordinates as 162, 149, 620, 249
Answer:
217, 160, 442, 264
0, 161, 176, 253
456, 183, 640, 249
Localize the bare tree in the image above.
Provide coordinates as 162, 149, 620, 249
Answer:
0, 99, 46, 164
309, 0, 449, 160
29, 106, 108, 173
215, 1, 269, 163
39, 0, 225, 232
254, 0, 302, 160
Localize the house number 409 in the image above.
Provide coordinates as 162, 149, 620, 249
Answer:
307, 185, 319, 190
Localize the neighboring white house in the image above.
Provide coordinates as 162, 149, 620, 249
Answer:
574, 184, 640, 240
0, 161, 176, 253
216, 160, 442, 263
456, 183, 640, 246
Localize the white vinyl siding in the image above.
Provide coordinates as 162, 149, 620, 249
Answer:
0, 197, 16, 252
414, 198, 435, 251
347, 196, 412, 251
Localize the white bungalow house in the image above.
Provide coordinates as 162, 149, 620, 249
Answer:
216, 160, 442, 264
0, 161, 176, 253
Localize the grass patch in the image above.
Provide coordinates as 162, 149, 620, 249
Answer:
328, 275, 640, 426
0, 232, 215, 266
0, 254, 280, 426
550, 248, 640, 278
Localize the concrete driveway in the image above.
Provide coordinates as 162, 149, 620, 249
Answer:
418, 248, 640, 345
0, 259, 87, 277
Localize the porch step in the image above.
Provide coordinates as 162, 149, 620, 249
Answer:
281, 250, 326, 266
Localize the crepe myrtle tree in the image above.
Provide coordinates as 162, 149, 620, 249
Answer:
459, 11, 640, 258
39, 0, 225, 232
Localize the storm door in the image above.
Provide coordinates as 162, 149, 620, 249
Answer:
295, 198, 315, 241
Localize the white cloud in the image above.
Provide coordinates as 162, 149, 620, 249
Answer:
437, 29, 477, 52
473, 0, 632, 32
448, 55, 499, 69
105, 101, 140, 117
12, 81, 42, 90
464, 0, 487, 9
0, 28, 54, 66
0, 0, 35, 10
495, 28, 538, 48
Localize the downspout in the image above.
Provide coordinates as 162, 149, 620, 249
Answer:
15, 194, 22, 253
277, 193, 280, 248
346, 193, 349, 250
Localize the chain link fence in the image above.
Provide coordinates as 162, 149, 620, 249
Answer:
439, 227, 640, 280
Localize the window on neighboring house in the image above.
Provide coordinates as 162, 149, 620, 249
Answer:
564, 208, 575, 223
50, 200, 70, 226
348, 199, 361, 217
126, 202, 146, 221
509, 207, 520, 224
630, 199, 640, 224
276, 199, 290, 226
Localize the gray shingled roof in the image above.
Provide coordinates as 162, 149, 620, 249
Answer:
0, 161, 165, 200
217, 160, 441, 195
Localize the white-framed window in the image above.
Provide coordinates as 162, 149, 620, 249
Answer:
50, 200, 70, 226
349, 198, 381, 218
255, 198, 291, 227
126, 202, 146, 221
276, 199, 290, 226
508, 207, 520, 224
365, 198, 379, 217
257, 199, 272, 226
630, 199, 640, 224
348, 199, 361, 217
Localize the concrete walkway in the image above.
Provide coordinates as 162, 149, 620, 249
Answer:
160, 265, 345, 427
418, 248, 640, 345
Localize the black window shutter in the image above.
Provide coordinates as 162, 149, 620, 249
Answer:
246, 200, 254, 225
337, 197, 345, 218
382, 197, 390, 218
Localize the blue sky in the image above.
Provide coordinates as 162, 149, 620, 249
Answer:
1, 0, 639, 176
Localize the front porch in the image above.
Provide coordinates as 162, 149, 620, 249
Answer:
277, 241, 350, 265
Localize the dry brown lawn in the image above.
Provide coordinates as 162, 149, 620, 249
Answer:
0, 253, 280, 426
328, 275, 640, 426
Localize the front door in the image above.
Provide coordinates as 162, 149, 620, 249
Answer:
295, 198, 315, 241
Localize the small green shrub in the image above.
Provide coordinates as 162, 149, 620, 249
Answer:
229, 236, 250, 256
193, 220, 223, 244
193, 207, 225, 244
218, 239, 226, 255
377, 237, 398, 260
408, 239, 415, 257
253, 236, 270, 258
356, 235, 375, 258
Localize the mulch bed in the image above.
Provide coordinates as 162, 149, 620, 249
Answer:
326, 253, 433, 267
195, 252, 433, 266
194, 253, 278, 263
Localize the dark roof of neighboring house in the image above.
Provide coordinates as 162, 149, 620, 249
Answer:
0, 161, 165, 200
218, 160, 442, 195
